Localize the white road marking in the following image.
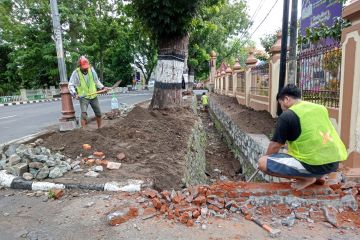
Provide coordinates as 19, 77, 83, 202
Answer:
0, 115, 16, 120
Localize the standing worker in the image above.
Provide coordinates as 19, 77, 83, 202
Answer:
257, 84, 347, 190
69, 56, 108, 128
201, 92, 209, 111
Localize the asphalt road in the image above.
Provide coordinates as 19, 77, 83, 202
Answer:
0, 91, 152, 145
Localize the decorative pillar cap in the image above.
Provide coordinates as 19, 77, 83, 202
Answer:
233, 59, 242, 70
210, 50, 217, 58
225, 66, 232, 74
245, 50, 257, 66
270, 31, 282, 54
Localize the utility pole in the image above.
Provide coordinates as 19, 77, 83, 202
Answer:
277, 0, 290, 116
287, 0, 298, 85
50, 0, 76, 131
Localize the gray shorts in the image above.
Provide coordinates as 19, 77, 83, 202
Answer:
80, 97, 101, 120
267, 153, 324, 178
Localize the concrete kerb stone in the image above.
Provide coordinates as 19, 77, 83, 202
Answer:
209, 100, 277, 181
0, 98, 61, 107
1, 170, 145, 192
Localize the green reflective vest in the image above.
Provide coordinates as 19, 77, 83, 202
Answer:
76, 67, 97, 99
288, 101, 347, 165
201, 95, 209, 105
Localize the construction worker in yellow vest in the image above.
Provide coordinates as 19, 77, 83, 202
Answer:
258, 84, 347, 190
69, 56, 109, 128
201, 92, 209, 111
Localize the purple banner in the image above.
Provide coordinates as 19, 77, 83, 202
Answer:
300, 0, 342, 36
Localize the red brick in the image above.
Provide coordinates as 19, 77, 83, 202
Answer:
143, 188, 159, 198
167, 210, 174, 220
239, 192, 251, 197
198, 186, 208, 195
143, 207, 157, 216
212, 190, 226, 198
172, 195, 182, 204
179, 212, 190, 223
152, 198, 162, 209
128, 207, 139, 218
193, 196, 206, 205
52, 189, 64, 199
186, 219, 194, 227
227, 191, 239, 198
175, 209, 181, 217
93, 151, 105, 158
86, 159, 95, 166
193, 210, 200, 218
208, 204, 220, 212
161, 190, 170, 199
160, 204, 168, 214
82, 144, 91, 150
107, 207, 138, 226
245, 214, 252, 221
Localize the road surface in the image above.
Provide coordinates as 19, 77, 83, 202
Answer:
0, 92, 152, 145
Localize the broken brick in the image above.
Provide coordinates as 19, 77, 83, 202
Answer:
167, 210, 175, 220
116, 152, 126, 161
193, 210, 200, 218
82, 144, 91, 150
160, 204, 168, 214
143, 188, 159, 198
93, 151, 105, 158
186, 219, 194, 227
107, 207, 138, 226
152, 198, 162, 210
179, 212, 190, 224
52, 189, 64, 199
86, 159, 95, 166
208, 204, 221, 212
193, 196, 206, 205
175, 209, 181, 217
143, 207, 157, 216
172, 195, 183, 204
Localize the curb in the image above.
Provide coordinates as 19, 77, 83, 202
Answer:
0, 170, 144, 192
0, 98, 61, 107
0, 92, 151, 107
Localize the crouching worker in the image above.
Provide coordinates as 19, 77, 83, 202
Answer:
69, 56, 108, 128
201, 92, 209, 111
258, 84, 347, 190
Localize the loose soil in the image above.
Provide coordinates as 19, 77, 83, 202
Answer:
199, 110, 243, 181
210, 94, 276, 138
42, 105, 197, 191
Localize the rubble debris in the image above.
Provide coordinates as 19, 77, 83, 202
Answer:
107, 207, 139, 226
116, 153, 126, 161
82, 144, 92, 150
48, 189, 64, 200
321, 206, 338, 228
107, 162, 121, 170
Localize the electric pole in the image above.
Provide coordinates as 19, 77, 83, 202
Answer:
277, 0, 290, 116
50, 0, 76, 131
287, 0, 298, 85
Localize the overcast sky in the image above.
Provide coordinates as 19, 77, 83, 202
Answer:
246, 0, 303, 50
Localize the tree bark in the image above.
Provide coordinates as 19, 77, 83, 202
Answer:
149, 35, 189, 110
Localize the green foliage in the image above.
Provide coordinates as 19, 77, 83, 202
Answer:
0, 0, 156, 93
298, 17, 350, 46
188, 0, 250, 80
260, 32, 278, 55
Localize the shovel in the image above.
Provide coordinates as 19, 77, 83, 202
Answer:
80, 80, 122, 99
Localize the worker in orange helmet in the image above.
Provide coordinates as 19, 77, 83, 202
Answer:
68, 56, 109, 128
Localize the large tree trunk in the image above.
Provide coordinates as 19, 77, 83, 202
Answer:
150, 35, 189, 109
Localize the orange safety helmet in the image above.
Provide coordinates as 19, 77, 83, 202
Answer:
78, 56, 90, 69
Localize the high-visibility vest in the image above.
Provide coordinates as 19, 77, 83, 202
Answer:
201, 95, 209, 105
76, 67, 97, 99
288, 101, 347, 165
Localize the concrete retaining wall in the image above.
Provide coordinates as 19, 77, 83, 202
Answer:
209, 99, 282, 182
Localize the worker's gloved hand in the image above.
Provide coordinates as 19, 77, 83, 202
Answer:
103, 87, 111, 92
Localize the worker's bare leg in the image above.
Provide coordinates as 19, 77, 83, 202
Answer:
258, 156, 318, 191
81, 118, 87, 127
96, 116, 102, 128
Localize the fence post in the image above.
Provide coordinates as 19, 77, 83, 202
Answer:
225, 66, 232, 96
209, 51, 217, 92
233, 59, 241, 96
20, 89, 27, 101
220, 69, 226, 95
245, 50, 257, 107
269, 31, 282, 117
339, 0, 360, 168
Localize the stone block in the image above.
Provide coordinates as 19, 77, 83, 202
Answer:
13, 163, 28, 176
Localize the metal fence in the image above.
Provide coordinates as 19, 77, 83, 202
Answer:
250, 63, 269, 96
297, 44, 341, 108
228, 75, 233, 91
236, 71, 245, 93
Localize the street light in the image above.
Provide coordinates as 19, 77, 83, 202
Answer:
50, 0, 76, 131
